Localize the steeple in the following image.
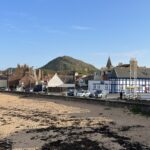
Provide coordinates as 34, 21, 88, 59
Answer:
106, 57, 112, 69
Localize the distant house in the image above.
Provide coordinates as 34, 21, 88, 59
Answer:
110, 64, 150, 93
76, 74, 94, 90
9, 74, 23, 89
8, 64, 42, 90
88, 57, 112, 93
19, 72, 36, 89
89, 57, 150, 93
47, 73, 75, 92
0, 76, 7, 89
8, 64, 30, 89
88, 80, 110, 94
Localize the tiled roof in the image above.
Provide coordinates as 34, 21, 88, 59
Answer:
111, 67, 150, 78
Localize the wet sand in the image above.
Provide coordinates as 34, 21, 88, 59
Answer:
0, 93, 150, 150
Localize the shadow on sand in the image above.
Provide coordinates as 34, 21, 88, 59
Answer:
1, 123, 150, 150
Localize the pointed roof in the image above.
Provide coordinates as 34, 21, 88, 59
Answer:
47, 73, 64, 87
106, 57, 112, 69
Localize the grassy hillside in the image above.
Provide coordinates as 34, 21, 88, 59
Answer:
41, 56, 98, 74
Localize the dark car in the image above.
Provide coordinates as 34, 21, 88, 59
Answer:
94, 90, 102, 98
33, 85, 42, 92
89, 93, 95, 98
0, 87, 6, 91
67, 90, 74, 96
94, 90, 108, 98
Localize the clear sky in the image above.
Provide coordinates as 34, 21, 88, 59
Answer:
0, 0, 150, 70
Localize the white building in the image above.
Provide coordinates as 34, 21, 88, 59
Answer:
110, 64, 150, 93
47, 73, 75, 92
88, 80, 110, 94
94, 58, 150, 93
0, 76, 7, 89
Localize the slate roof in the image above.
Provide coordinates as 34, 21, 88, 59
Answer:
111, 66, 150, 79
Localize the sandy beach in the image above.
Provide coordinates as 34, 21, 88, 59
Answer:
0, 93, 150, 150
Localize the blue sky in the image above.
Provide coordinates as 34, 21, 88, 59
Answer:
0, 0, 150, 70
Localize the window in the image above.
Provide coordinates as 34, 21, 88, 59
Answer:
96, 84, 100, 89
105, 84, 108, 90
93, 83, 96, 90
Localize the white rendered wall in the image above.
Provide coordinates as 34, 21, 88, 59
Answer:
0, 80, 7, 88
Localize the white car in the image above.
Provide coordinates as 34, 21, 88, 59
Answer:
122, 90, 138, 100
84, 91, 92, 98
16, 87, 24, 92
95, 90, 108, 99
76, 90, 85, 97
123, 92, 138, 100
5, 88, 10, 91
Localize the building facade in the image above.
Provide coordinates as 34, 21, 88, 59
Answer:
88, 80, 110, 94
0, 76, 7, 89
47, 73, 75, 92
92, 58, 150, 93
110, 65, 150, 93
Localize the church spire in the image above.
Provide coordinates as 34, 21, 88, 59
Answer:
106, 57, 112, 69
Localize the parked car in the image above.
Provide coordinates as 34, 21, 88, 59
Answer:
29, 88, 33, 92
84, 91, 92, 98
33, 85, 42, 92
76, 90, 86, 97
121, 89, 138, 100
5, 88, 10, 91
16, 86, 24, 92
89, 93, 95, 98
0, 87, 6, 91
67, 89, 74, 96
123, 91, 138, 100
95, 90, 108, 99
